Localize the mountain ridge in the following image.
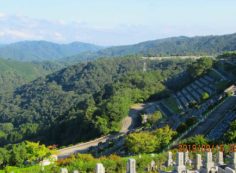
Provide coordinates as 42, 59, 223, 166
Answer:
1, 33, 236, 62
0, 41, 102, 61
65, 33, 236, 62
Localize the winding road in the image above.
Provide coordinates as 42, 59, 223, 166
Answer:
57, 103, 144, 159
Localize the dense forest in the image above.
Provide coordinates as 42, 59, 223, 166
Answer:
0, 58, 64, 97
0, 56, 194, 146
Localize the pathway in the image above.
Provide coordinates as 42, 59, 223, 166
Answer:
57, 103, 146, 159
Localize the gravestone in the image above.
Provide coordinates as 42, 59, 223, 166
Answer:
232, 152, 236, 170
168, 151, 173, 166
95, 163, 105, 173
150, 160, 156, 171
196, 154, 202, 170
176, 152, 186, 173
217, 151, 224, 165
205, 151, 214, 173
184, 151, 189, 164
127, 158, 136, 173
60, 168, 68, 173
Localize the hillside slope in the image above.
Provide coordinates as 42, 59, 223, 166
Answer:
0, 57, 193, 146
0, 58, 63, 96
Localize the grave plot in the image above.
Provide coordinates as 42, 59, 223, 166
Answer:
190, 83, 198, 89
172, 72, 226, 112
203, 86, 214, 95
199, 78, 209, 85
204, 75, 215, 82
195, 80, 204, 87
179, 94, 189, 108
207, 112, 236, 140
181, 89, 195, 103
186, 86, 200, 102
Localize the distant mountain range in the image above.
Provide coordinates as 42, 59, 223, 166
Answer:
66, 33, 236, 62
0, 33, 236, 62
0, 41, 102, 61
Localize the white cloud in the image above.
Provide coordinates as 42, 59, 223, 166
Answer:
0, 13, 235, 46
0, 32, 5, 37
53, 32, 65, 41
6, 30, 35, 39
0, 12, 5, 18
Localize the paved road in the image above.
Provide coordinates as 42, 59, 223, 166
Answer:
57, 136, 110, 159
120, 104, 144, 133
186, 96, 236, 137
57, 103, 144, 159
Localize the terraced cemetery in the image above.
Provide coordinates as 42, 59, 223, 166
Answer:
207, 100, 236, 140
163, 69, 228, 113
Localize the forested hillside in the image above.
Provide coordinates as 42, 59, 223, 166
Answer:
0, 41, 102, 61
0, 58, 63, 96
0, 56, 194, 146
67, 33, 236, 62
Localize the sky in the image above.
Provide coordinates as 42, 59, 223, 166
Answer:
0, 0, 236, 46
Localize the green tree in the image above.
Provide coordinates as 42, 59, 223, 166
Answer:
25, 141, 52, 163
154, 125, 176, 149
95, 117, 110, 135
201, 92, 210, 100
125, 132, 158, 154
183, 135, 208, 145
145, 111, 163, 128
150, 111, 162, 123
125, 126, 176, 154
188, 57, 213, 78
0, 148, 9, 168
9, 143, 28, 166
0, 123, 14, 133
224, 120, 236, 143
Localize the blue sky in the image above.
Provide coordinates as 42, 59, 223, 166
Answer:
0, 0, 236, 45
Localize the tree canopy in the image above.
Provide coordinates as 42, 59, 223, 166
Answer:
0, 57, 191, 146
224, 120, 236, 143
125, 126, 176, 154
188, 57, 213, 78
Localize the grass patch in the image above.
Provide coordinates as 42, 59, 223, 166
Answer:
163, 96, 181, 114
2, 165, 44, 173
